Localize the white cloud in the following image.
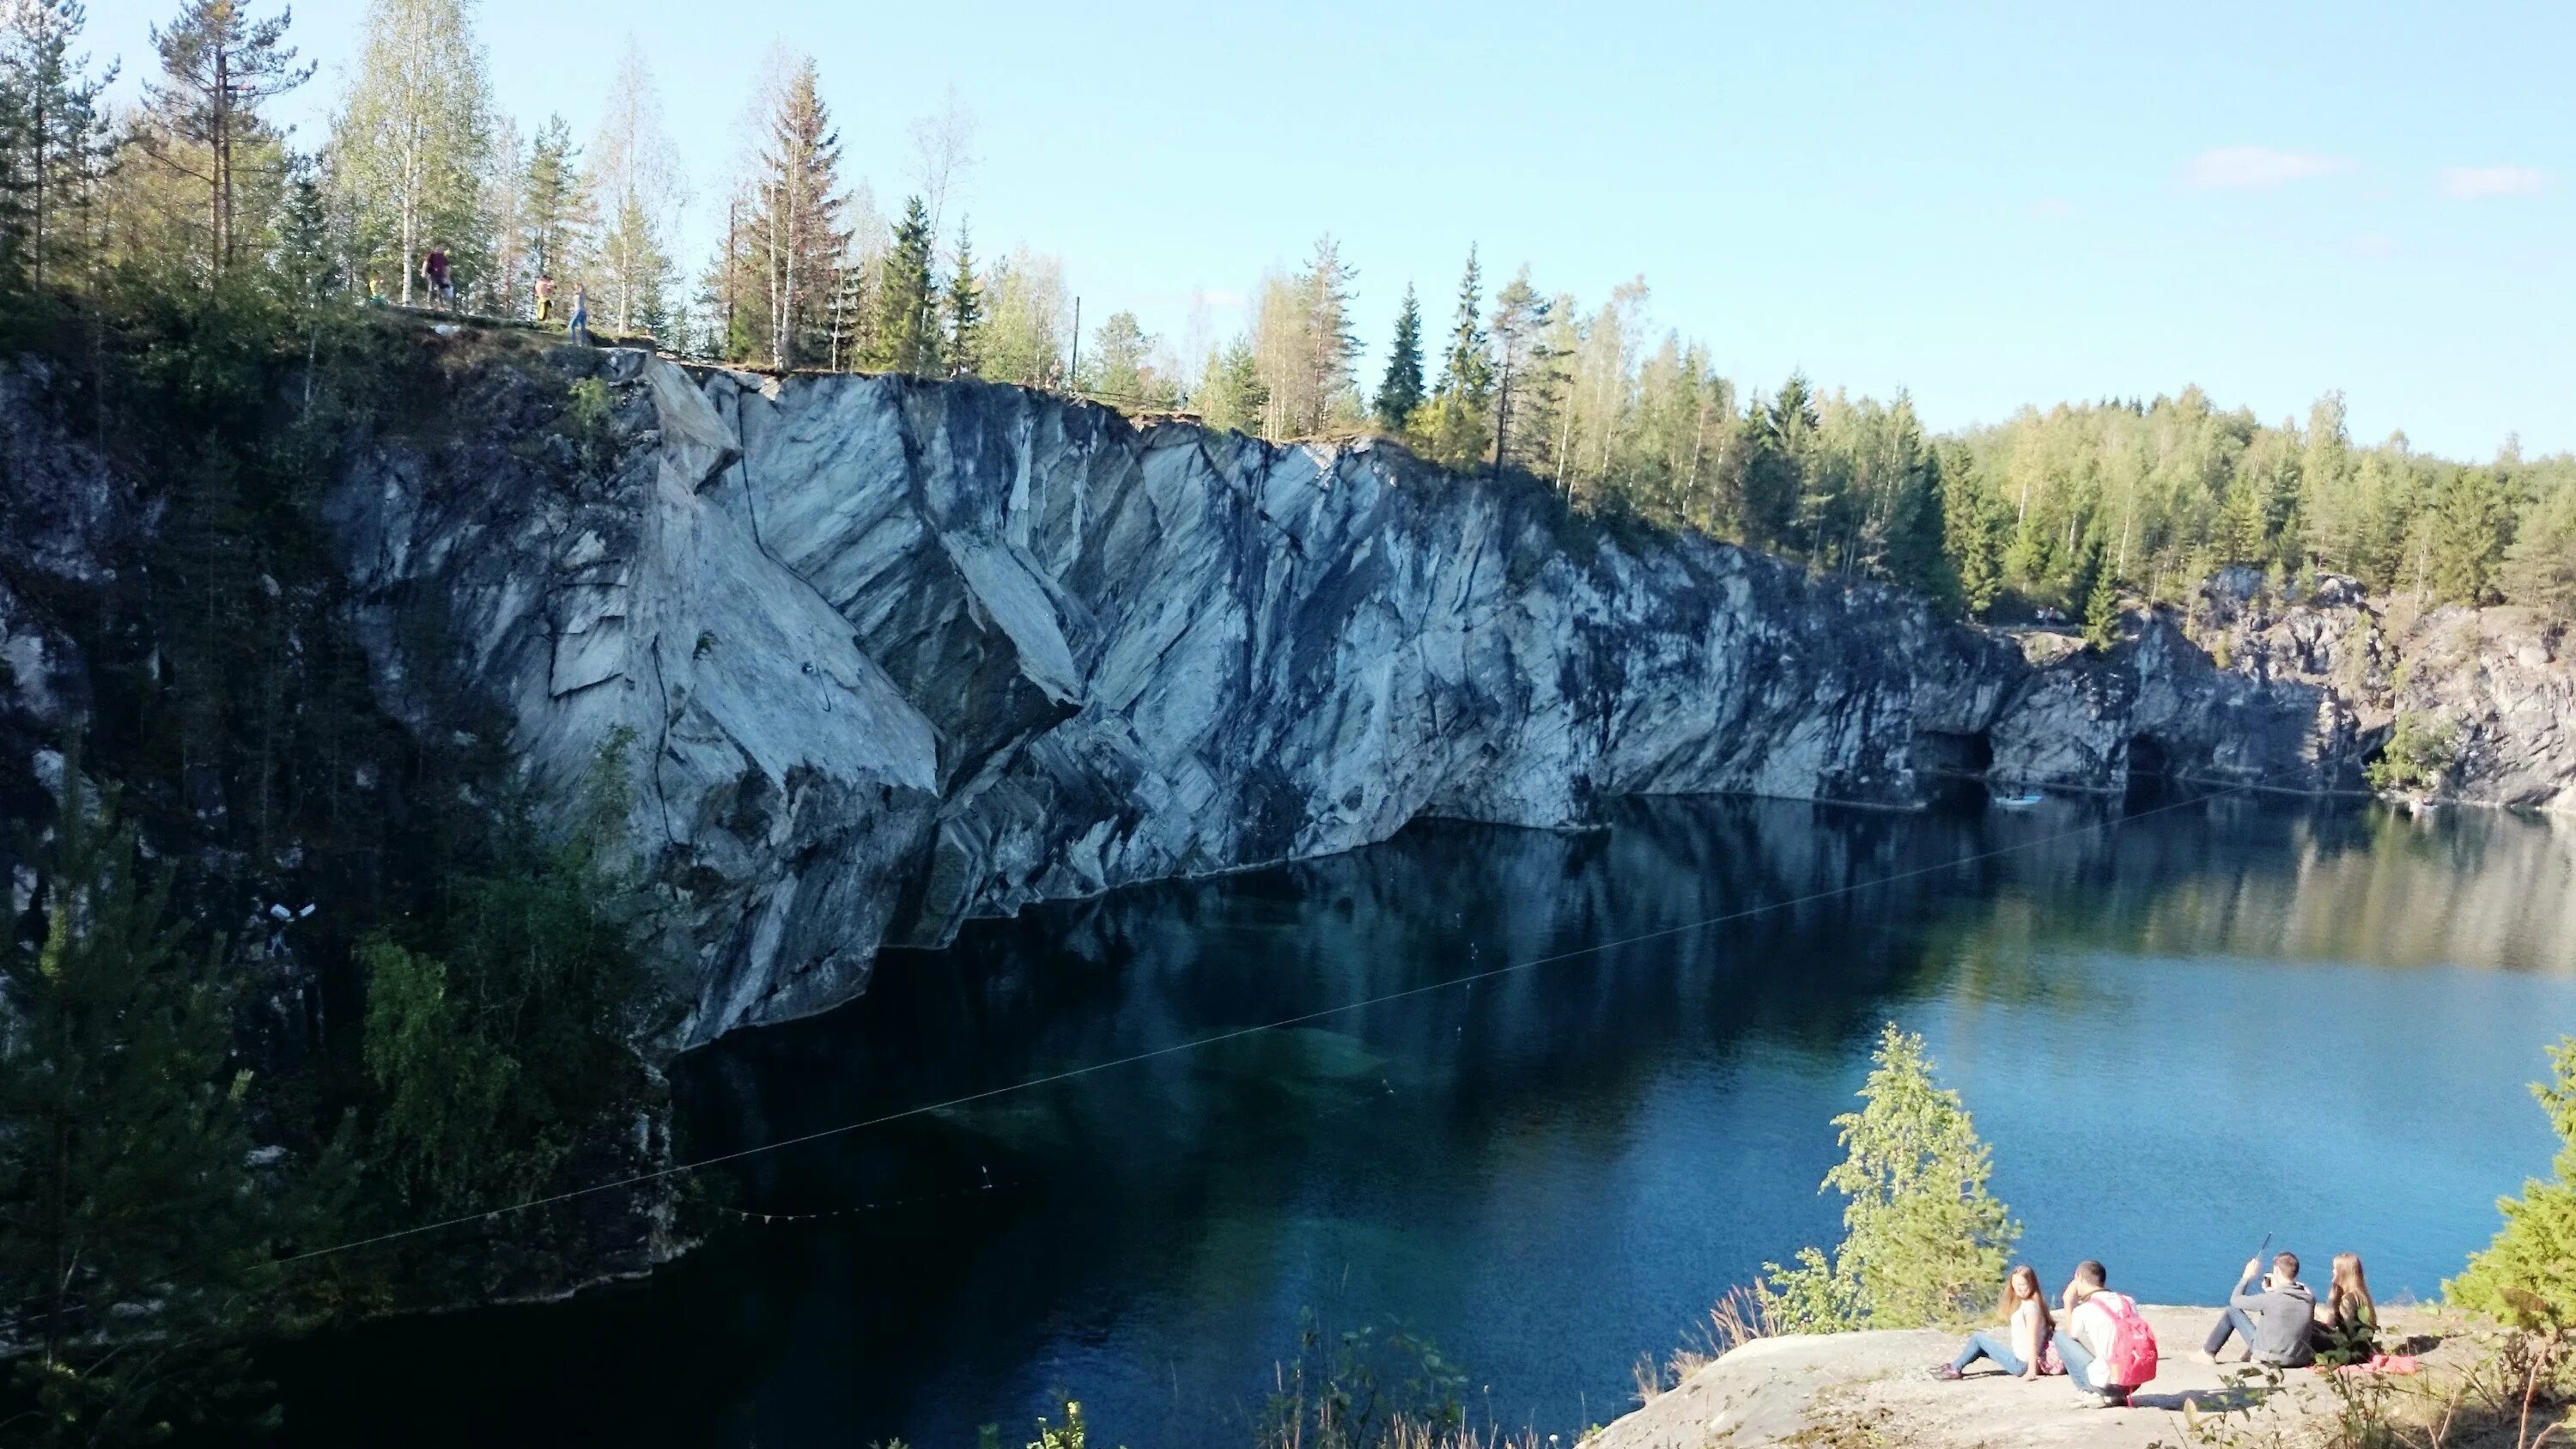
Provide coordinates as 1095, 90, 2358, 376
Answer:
2440, 165, 2547, 198
2183, 146, 2353, 190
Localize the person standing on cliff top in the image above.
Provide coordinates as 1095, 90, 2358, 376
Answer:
567, 283, 591, 347
534, 273, 556, 325
421, 241, 453, 311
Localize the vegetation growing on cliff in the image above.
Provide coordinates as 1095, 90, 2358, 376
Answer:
1758, 1026, 2019, 1332
2366, 714, 2461, 794
0, 9, 676, 1434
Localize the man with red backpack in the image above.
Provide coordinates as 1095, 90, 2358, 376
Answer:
2058, 1260, 2160, 1407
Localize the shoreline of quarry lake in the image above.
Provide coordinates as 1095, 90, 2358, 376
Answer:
258, 792, 2576, 1448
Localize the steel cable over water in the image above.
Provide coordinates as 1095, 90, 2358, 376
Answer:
269, 775, 2275, 1269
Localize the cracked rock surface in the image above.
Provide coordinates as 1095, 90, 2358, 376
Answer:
12, 347, 2562, 1049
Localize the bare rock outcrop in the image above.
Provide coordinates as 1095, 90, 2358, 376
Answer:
6, 345, 2568, 1049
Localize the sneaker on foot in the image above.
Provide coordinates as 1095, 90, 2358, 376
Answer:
1929, 1364, 1964, 1380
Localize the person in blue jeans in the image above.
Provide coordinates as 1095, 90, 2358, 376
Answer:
1932, 1265, 2054, 1380
2197, 1251, 2316, 1367
2057, 1260, 2145, 1406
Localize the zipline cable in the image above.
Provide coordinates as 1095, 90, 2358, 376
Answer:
271, 776, 2270, 1268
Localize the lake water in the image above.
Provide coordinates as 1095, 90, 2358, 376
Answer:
272, 792, 2576, 1447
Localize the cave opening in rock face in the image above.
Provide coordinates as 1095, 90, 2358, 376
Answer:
1914, 729, 1995, 779
2126, 734, 2172, 798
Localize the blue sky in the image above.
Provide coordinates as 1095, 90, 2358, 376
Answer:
76, 0, 2574, 458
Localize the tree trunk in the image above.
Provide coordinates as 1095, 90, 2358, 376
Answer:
214, 43, 232, 279
32, 93, 47, 289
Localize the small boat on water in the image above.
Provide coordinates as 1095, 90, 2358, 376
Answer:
1991, 789, 2046, 807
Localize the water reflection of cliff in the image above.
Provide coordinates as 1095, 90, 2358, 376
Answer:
276, 795, 2574, 1449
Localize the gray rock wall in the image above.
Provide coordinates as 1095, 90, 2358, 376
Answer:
10, 349, 2564, 1049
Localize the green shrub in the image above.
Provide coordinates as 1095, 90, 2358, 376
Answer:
2446, 1038, 2576, 1328
2366, 713, 2459, 793
1759, 1025, 2019, 1331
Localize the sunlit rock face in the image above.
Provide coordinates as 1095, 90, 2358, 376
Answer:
3, 346, 2560, 1052
309, 356, 2563, 1044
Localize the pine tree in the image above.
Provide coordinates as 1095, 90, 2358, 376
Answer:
330, 0, 494, 305
2446, 1038, 2576, 1326
1087, 310, 1153, 399
1489, 265, 1552, 477
943, 223, 985, 374
1759, 1026, 2019, 1331
0, 1, 115, 289
144, 0, 311, 282
1373, 282, 1424, 428
867, 194, 935, 374
1297, 233, 1360, 429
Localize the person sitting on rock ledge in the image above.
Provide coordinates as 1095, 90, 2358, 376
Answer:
2312, 1252, 2380, 1367
1931, 1264, 2057, 1381
2057, 1260, 2155, 1407
2196, 1251, 2316, 1368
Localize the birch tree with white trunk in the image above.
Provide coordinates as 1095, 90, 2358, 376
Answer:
329, 0, 492, 305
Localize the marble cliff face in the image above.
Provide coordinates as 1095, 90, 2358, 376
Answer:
8, 349, 2562, 1048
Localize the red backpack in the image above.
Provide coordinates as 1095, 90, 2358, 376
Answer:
2092, 1291, 2160, 1387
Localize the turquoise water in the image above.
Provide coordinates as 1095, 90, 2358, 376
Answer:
272, 794, 2576, 1446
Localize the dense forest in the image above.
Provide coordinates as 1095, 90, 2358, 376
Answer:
10, 0, 2570, 632
0, 0, 2571, 1444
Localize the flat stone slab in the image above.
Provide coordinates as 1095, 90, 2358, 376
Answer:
1590, 1305, 2449, 1448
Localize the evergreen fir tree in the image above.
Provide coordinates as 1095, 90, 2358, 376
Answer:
943, 224, 986, 374
2428, 466, 2511, 606
1200, 336, 1267, 435
1741, 375, 1816, 552
1759, 1026, 2018, 1331
868, 194, 936, 374
2083, 539, 2122, 652
0, 773, 278, 1441
1883, 431, 1955, 609
1415, 245, 1493, 468
2446, 1038, 2576, 1326
518, 116, 591, 297
1373, 282, 1424, 428
744, 56, 850, 369
2502, 485, 2576, 625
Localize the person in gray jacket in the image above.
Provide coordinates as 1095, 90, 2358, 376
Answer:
2197, 1251, 2317, 1367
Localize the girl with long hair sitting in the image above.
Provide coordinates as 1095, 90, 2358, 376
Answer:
2314, 1252, 2379, 1367
1932, 1264, 2057, 1380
